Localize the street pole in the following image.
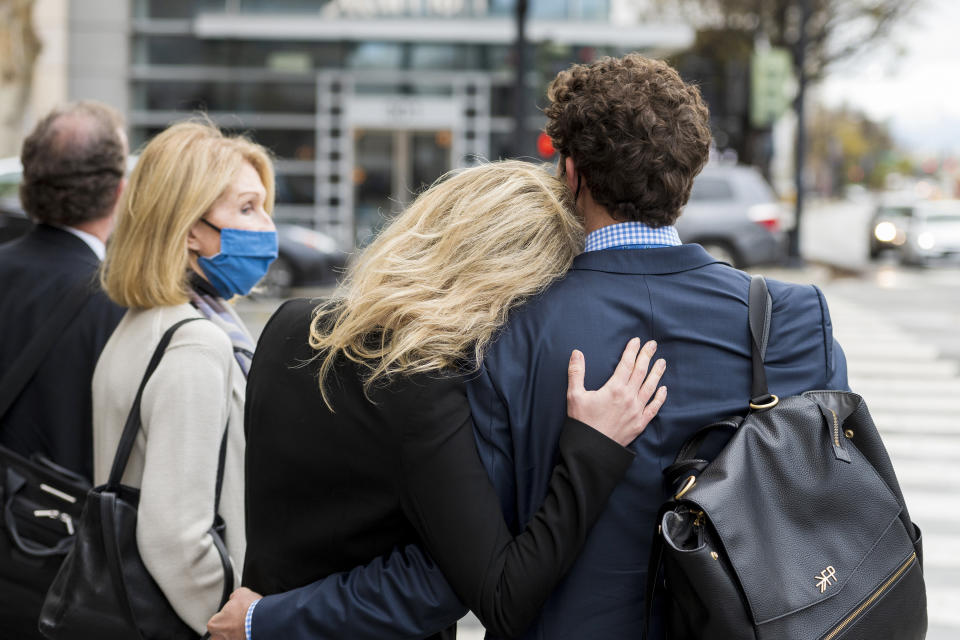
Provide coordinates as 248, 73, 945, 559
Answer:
789, 0, 811, 262
512, 0, 529, 158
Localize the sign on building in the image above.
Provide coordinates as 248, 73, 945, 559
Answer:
750, 47, 794, 128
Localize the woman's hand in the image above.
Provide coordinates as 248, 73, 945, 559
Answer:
566, 338, 667, 447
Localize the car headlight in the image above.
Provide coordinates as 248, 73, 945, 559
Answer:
916, 232, 936, 250
874, 222, 897, 243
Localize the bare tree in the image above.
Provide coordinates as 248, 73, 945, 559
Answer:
654, 0, 918, 81
0, 0, 41, 158
648, 0, 918, 258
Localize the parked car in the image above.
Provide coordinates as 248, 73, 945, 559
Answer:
0, 158, 33, 244
868, 194, 917, 259
0, 199, 32, 244
899, 200, 960, 266
262, 222, 347, 296
677, 164, 787, 268
0, 156, 346, 297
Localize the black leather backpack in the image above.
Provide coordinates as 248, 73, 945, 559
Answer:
645, 275, 926, 640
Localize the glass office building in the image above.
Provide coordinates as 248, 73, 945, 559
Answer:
121, 0, 692, 246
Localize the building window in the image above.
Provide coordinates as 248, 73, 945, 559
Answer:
238, 0, 326, 12
134, 0, 225, 19
275, 175, 316, 204
132, 80, 316, 114
347, 43, 404, 70
246, 129, 316, 161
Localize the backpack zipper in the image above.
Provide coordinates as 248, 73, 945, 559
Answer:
825, 407, 851, 462
822, 552, 917, 640
829, 408, 840, 447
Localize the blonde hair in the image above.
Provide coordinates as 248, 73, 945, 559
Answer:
309, 160, 584, 406
101, 120, 275, 308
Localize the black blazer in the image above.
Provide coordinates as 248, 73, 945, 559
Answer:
0, 224, 124, 480
243, 299, 635, 639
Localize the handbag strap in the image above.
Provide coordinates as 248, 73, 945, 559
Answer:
643, 277, 774, 638
105, 316, 236, 622
101, 491, 145, 640
748, 275, 774, 407
641, 502, 673, 640
214, 420, 228, 514
107, 317, 203, 486
0, 280, 92, 423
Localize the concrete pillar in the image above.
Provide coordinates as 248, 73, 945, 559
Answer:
67, 0, 129, 116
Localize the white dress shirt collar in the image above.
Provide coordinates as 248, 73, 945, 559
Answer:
55, 224, 106, 261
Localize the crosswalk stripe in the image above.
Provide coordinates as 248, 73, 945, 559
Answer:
823, 287, 959, 633
856, 396, 960, 413
882, 434, 960, 458
929, 590, 960, 627
871, 413, 959, 434
847, 360, 960, 378
890, 460, 960, 487
917, 535, 960, 569
840, 344, 941, 360
852, 379, 960, 395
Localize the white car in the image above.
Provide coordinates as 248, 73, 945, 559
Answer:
900, 200, 960, 266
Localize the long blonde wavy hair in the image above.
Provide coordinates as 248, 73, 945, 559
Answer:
309, 160, 584, 406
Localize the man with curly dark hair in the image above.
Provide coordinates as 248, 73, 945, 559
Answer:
545, 54, 712, 229
0, 101, 127, 636
467, 54, 850, 639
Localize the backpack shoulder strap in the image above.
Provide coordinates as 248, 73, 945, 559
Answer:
748, 275, 775, 408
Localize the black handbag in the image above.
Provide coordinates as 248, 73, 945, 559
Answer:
0, 282, 92, 628
38, 318, 235, 640
645, 275, 927, 640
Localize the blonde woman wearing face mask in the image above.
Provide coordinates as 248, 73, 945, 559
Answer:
93, 121, 277, 634
215, 161, 668, 640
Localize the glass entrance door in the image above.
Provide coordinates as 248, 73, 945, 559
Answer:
353, 129, 451, 246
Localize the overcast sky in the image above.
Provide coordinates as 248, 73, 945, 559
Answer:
819, 0, 960, 155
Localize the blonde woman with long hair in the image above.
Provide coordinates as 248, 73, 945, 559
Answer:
93, 121, 277, 634
215, 161, 668, 640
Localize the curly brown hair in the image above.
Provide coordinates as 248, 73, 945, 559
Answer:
19, 101, 126, 226
545, 54, 712, 227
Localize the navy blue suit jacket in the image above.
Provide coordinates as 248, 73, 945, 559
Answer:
0, 224, 124, 480
249, 244, 848, 639
466, 244, 849, 639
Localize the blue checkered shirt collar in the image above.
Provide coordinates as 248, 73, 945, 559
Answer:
583, 221, 682, 253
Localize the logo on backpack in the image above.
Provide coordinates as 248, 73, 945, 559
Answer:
816, 566, 838, 593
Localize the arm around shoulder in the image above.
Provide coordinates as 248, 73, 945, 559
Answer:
248, 545, 467, 640
397, 375, 634, 637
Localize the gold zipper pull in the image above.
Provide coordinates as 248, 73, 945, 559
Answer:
817, 404, 852, 463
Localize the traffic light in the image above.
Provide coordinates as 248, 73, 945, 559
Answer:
537, 131, 556, 159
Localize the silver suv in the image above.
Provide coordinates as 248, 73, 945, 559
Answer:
677, 164, 787, 268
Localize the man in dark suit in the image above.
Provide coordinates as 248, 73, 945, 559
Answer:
208, 55, 847, 640
465, 54, 848, 639
0, 101, 127, 480
0, 101, 127, 636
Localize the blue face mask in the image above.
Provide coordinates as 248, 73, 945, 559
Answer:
196, 219, 278, 298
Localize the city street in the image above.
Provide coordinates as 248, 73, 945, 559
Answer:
766, 263, 960, 640
5, 1, 958, 636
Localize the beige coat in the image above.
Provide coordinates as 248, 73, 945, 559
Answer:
92, 302, 247, 634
